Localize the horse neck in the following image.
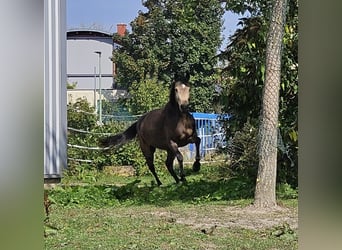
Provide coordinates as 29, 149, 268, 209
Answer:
168, 84, 177, 107
165, 101, 180, 115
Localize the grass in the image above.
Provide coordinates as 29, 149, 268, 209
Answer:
45, 163, 298, 249
45, 204, 297, 249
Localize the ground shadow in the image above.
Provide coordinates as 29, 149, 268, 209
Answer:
106, 176, 255, 206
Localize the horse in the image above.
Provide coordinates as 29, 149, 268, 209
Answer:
99, 77, 201, 186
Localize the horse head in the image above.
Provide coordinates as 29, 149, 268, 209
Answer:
171, 72, 190, 112
174, 81, 190, 112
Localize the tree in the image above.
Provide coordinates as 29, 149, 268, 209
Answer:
218, 0, 297, 186
126, 76, 169, 114
254, 0, 288, 208
112, 0, 224, 112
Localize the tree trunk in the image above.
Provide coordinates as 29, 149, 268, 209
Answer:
254, 0, 288, 208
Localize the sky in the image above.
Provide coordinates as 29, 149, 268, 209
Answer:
67, 0, 242, 49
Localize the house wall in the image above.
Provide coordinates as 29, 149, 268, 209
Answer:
67, 37, 115, 89
67, 89, 128, 107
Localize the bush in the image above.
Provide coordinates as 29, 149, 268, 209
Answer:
126, 76, 169, 115
276, 183, 298, 199
226, 122, 258, 180
225, 121, 298, 189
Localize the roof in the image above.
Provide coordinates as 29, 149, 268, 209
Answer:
67, 28, 113, 38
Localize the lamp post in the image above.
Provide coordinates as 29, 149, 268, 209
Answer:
94, 51, 102, 125
93, 66, 97, 113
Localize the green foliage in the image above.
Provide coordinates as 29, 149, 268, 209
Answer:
126, 76, 169, 114
66, 81, 77, 89
67, 99, 141, 173
49, 163, 296, 208
113, 0, 224, 112
227, 122, 258, 180
219, 0, 298, 186
67, 98, 97, 131
271, 222, 298, 241
48, 185, 120, 207
222, 0, 292, 17
219, 16, 268, 130
49, 164, 256, 208
276, 183, 298, 199
226, 122, 297, 189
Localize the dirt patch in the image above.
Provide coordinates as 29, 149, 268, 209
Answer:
102, 165, 136, 176
150, 204, 298, 231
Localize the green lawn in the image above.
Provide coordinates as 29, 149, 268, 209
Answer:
45, 164, 298, 249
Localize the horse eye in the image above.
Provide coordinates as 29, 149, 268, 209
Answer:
175, 88, 178, 93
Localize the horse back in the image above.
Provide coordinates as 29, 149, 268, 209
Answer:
137, 104, 197, 149
137, 108, 169, 149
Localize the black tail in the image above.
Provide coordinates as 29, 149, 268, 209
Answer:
99, 122, 138, 148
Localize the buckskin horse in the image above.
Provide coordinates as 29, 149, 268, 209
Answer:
99, 75, 201, 185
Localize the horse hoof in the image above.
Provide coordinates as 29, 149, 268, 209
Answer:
192, 161, 201, 172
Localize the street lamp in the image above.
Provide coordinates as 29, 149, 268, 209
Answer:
94, 51, 102, 125
93, 66, 97, 113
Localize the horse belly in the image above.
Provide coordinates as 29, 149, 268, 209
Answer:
139, 117, 169, 149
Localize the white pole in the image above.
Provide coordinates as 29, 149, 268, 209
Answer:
95, 51, 102, 125
94, 66, 97, 112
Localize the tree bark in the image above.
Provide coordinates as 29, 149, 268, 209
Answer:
254, 0, 288, 208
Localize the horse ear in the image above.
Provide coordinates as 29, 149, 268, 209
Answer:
174, 71, 190, 83
184, 72, 190, 82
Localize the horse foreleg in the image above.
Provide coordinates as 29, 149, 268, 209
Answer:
176, 152, 186, 182
141, 143, 162, 186
146, 156, 162, 186
192, 136, 201, 172
168, 141, 186, 183
165, 151, 181, 183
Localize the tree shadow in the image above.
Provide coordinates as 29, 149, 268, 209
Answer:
107, 176, 255, 206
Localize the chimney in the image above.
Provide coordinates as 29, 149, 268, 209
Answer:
117, 23, 127, 37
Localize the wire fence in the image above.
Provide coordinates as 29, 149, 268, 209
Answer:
67, 108, 293, 168
67, 110, 229, 164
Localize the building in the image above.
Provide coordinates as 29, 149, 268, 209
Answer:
66, 24, 127, 107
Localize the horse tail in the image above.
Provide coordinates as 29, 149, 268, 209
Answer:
99, 122, 138, 148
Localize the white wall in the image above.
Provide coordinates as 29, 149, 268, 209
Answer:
67, 89, 128, 107
67, 38, 114, 89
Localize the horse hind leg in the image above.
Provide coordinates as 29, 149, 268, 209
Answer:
192, 136, 201, 172
146, 156, 162, 186
141, 144, 162, 186
165, 150, 183, 184
176, 151, 186, 182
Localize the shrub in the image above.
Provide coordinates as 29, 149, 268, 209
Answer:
226, 122, 258, 180
126, 76, 169, 115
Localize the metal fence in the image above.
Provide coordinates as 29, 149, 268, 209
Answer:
184, 113, 229, 160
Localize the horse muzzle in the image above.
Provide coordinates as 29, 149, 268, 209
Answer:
180, 103, 189, 112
